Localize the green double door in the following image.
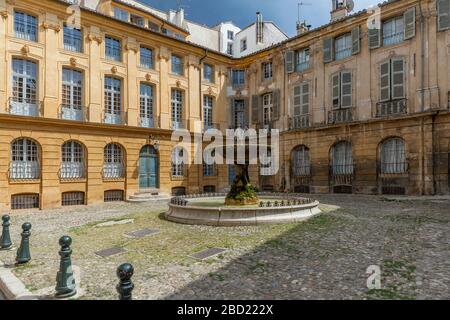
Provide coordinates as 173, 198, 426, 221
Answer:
139, 146, 159, 189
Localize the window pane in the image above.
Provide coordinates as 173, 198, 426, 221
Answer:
105, 36, 121, 61
140, 47, 153, 69
64, 25, 82, 52
14, 11, 37, 42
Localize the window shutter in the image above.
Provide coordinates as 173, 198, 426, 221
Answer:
380, 61, 391, 102
404, 7, 416, 40
368, 28, 381, 49
438, 0, 450, 31
391, 58, 406, 99
251, 95, 259, 124
285, 50, 295, 73
332, 73, 341, 109
243, 98, 249, 127
323, 37, 334, 63
341, 72, 352, 108
301, 83, 310, 115
230, 98, 235, 127
273, 89, 280, 120
293, 85, 301, 116
351, 26, 361, 55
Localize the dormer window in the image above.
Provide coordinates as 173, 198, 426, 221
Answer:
114, 7, 129, 22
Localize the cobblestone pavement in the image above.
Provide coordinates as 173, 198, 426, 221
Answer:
0, 195, 449, 300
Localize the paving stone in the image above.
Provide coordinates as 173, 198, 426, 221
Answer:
125, 228, 160, 238
190, 248, 227, 260
95, 247, 126, 258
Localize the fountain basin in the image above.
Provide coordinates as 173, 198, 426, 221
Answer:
165, 194, 321, 226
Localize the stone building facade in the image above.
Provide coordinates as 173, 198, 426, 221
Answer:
0, 0, 449, 211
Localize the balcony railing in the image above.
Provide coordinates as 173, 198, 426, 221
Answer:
296, 61, 310, 73
171, 164, 187, 179
59, 105, 88, 122
289, 115, 311, 130
103, 111, 127, 125
330, 164, 355, 186
139, 115, 159, 129
102, 164, 125, 180
328, 108, 354, 124
203, 123, 220, 132
9, 162, 40, 180
7, 97, 42, 117
171, 120, 185, 130
376, 99, 407, 118
379, 162, 409, 177
60, 163, 86, 180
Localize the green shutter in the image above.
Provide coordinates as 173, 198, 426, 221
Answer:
293, 85, 301, 116
351, 26, 361, 55
301, 83, 310, 115
285, 50, 295, 73
251, 95, 259, 124
341, 72, 352, 108
272, 89, 280, 120
391, 58, 405, 99
438, 0, 450, 31
332, 73, 340, 109
380, 61, 391, 102
404, 7, 416, 40
323, 37, 334, 63
368, 28, 381, 49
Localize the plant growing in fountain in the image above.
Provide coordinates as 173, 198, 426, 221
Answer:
226, 163, 259, 206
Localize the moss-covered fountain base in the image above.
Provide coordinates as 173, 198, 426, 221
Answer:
224, 164, 259, 206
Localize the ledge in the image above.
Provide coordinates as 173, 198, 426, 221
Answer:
0, 261, 37, 300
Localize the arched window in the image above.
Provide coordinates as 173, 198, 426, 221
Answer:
61, 141, 85, 179
332, 141, 353, 175
380, 138, 407, 174
172, 147, 185, 177
292, 145, 310, 176
103, 143, 124, 178
11, 59, 38, 116
10, 138, 39, 179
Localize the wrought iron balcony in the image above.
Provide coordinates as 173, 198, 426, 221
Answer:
59, 163, 86, 180
330, 164, 355, 186
328, 108, 354, 124
7, 97, 43, 117
376, 99, 407, 117
59, 105, 88, 122
379, 161, 409, 177
103, 111, 127, 125
102, 164, 125, 180
9, 162, 40, 181
139, 115, 159, 129
289, 115, 311, 130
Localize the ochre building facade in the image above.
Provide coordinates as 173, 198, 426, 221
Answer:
0, 0, 450, 211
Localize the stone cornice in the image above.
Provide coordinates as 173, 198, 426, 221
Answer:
42, 22, 61, 32
87, 34, 103, 44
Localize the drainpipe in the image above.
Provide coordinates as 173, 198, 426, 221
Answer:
418, 2, 425, 112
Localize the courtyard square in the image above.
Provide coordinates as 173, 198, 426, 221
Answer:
0, 194, 448, 300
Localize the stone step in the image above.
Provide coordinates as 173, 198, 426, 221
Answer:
129, 193, 169, 199
128, 196, 171, 203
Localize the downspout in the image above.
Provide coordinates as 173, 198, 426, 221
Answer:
418, 1, 425, 112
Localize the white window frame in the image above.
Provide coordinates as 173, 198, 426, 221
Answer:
14, 11, 37, 42
140, 83, 154, 128
61, 141, 85, 179
61, 68, 83, 121
10, 138, 39, 180
171, 54, 184, 76
11, 59, 38, 116
240, 38, 247, 52
295, 48, 310, 72
334, 33, 352, 61
171, 89, 183, 129
203, 95, 213, 130
103, 144, 124, 179
63, 24, 82, 53
262, 93, 273, 126
203, 64, 214, 83
172, 147, 185, 177
262, 62, 273, 80
105, 36, 122, 62
382, 16, 405, 46
140, 47, 153, 69
104, 76, 122, 124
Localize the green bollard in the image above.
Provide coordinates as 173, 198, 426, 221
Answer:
16, 223, 32, 264
0, 215, 13, 250
55, 236, 76, 298
116, 263, 134, 300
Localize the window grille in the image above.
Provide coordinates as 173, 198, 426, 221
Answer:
11, 194, 39, 210
62, 192, 85, 206
380, 138, 407, 174
61, 141, 85, 179
103, 144, 124, 179
292, 146, 311, 177
104, 190, 124, 202
10, 138, 39, 179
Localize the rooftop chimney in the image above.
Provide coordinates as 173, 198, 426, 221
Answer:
256, 12, 264, 44
331, 0, 351, 22
296, 20, 311, 35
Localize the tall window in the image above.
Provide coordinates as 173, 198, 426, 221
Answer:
332, 71, 353, 109
61, 141, 85, 179
227, 43, 233, 55
105, 36, 121, 62
262, 62, 273, 80
140, 83, 154, 128
171, 89, 183, 129
332, 141, 353, 175
63, 25, 82, 52
262, 93, 273, 126
295, 48, 310, 72
227, 30, 234, 40
293, 83, 309, 116
14, 11, 37, 42
233, 100, 246, 129
240, 38, 247, 52
335, 33, 352, 61
103, 144, 124, 179
381, 138, 407, 174
11, 59, 38, 116
232, 70, 245, 88
383, 17, 404, 46
104, 77, 122, 124
140, 47, 153, 69
172, 147, 185, 177
114, 7, 129, 21
380, 58, 405, 102
10, 138, 39, 180
203, 149, 216, 177
203, 96, 213, 130
171, 54, 183, 76
61, 68, 83, 121
203, 64, 214, 83
292, 145, 310, 176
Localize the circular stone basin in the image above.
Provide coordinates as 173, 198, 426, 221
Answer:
165, 193, 321, 226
